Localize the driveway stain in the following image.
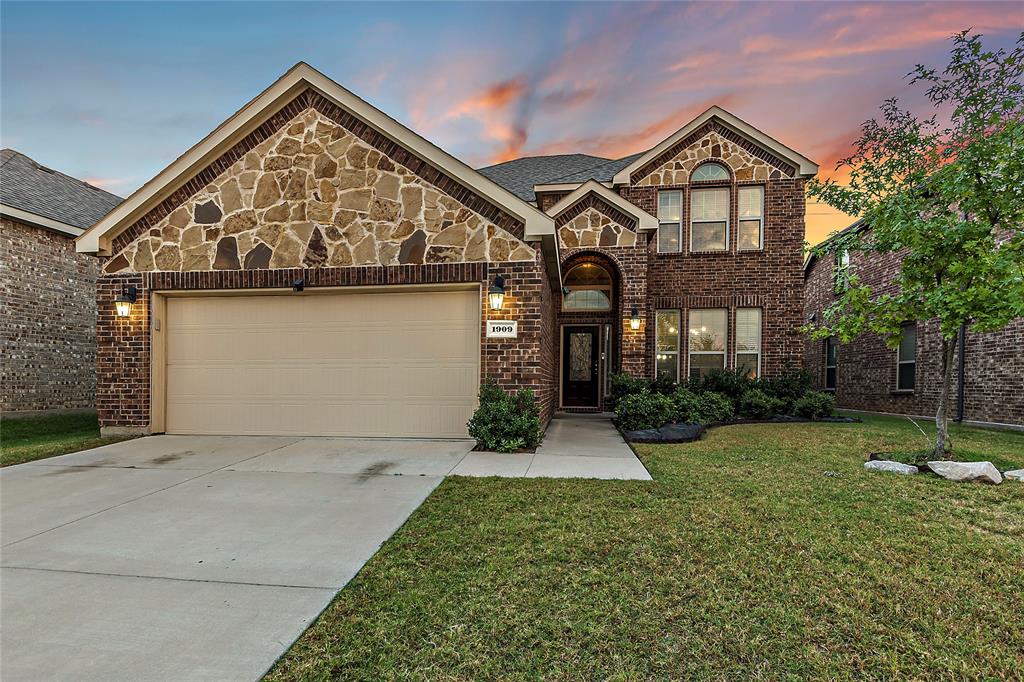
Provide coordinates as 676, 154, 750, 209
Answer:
149, 450, 195, 466
356, 461, 395, 482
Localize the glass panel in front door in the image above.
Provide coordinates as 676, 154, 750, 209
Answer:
569, 333, 592, 381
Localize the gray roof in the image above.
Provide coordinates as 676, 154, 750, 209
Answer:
477, 153, 611, 202
477, 151, 646, 202
1, 149, 123, 231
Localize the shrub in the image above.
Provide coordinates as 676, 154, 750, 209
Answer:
693, 391, 735, 423
616, 392, 675, 432
738, 389, 785, 419
467, 379, 543, 452
651, 372, 678, 395
758, 365, 814, 414
669, 388, 702, 423
793, 391, 835, 419
686, 369, 752, 408
608, 372, 651, 408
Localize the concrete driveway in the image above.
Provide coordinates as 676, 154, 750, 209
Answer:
1, 435, 474, 681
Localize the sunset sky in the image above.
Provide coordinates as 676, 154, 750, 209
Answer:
2, 1, 1021, 245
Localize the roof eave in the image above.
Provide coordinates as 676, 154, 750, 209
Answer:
544, 179, 658, 231
1, 203, 84, 236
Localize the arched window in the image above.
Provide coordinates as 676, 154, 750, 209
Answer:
691, 162, 730, 182
563, 263, 612, 311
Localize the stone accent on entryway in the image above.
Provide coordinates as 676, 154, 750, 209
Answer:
449, 412, 652, 480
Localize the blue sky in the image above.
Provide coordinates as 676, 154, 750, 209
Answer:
2, 1, 1021, 242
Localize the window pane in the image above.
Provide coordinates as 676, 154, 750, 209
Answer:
737, 353, 759, 379
898, 362, 915, 390
826, 337, 838, 365
658, 222, 680, 252
691, 163, 730, 182
656, 353, 678, 382
736, 308, 761, 353
564, 289, 611, 310
738, 186, 763, 217
658, 191, 682, 221
565, 263, 611, 287
691, 188, 728, 220
689, 353, 725, 378
656, 310, 680, 352
899, 324, 916, 362
826, 366, 837, 389
689, 309, 726, 352
692, 221, 727, 251
738, 219, 761, 250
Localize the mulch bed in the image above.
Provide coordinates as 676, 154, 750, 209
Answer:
623, 415, 861, 444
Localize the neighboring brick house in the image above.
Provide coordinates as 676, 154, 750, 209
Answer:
1, 150, 122, 413
804, 221, 1023, 427
76, 63, 817, 437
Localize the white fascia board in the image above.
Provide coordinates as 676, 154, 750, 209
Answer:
78, 63, 553, 254
1, 204, 83, 236
533, 181, 612, 194
544, 179, 658, 231
612, 106, 819, 186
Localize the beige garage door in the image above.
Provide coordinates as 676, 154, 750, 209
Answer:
164, 289, 479, 438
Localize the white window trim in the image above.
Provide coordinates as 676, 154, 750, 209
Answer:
737, 186, 764, 251
657, 190, 683, 254
735, 308, 762, 378
687, 309, 728, 377
896, 324, 916, 392
654, 309, 681, 382
689, 187, 730, 253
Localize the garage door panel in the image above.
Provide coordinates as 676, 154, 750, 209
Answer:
165, 290, 479, 437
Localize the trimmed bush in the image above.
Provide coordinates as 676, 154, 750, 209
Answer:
738, 389, 785, 420
651, 372, 678, 395
669, 388, 701, 423
758, 365, 814, 414
686, 369, 750, 408
693, 391, 735, 423
467, 379, 543, 453
616, 391, 675, 432
793, 391, 835, 419
608, 372, 651, 408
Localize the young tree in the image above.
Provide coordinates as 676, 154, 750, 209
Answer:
806, 31, 1024, 459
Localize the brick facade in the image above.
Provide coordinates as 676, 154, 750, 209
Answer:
804, 242, 1024, 426
1, 217, 99, 412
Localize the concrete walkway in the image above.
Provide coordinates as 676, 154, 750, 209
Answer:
449, 412, 651, 480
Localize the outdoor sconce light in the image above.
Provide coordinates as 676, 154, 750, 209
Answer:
292, 278, 305, 293
114, 286, 137, 318
488, 275, 506, 311
629, 305, 641, 330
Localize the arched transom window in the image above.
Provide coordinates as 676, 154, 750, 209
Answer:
691, 162, 730, 182
563, 263, 612, 311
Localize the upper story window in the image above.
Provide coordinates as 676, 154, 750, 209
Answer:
562, 263, 612, 311
738, 186, 764, 250
657, 191, 682, 253
691, 162, 730, 182
897, 323, 916, 391
690, 187, 729, 252
835, 250, 851, 292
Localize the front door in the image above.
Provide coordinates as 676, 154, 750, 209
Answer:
562, 325, 600, 407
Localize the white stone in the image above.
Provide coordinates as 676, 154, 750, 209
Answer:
864, 460, 919, 475
1004, 469, 1024, 482
927, 460, 1003, 484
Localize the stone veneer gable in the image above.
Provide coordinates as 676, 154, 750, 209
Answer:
633, 126, 793, 187
557, 207, 637, 250
105, 105, 534, 274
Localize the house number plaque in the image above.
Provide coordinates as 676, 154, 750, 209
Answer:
486, 321, 518, 338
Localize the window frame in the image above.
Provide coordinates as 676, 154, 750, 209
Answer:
687, 308, 728, 378
654, 309, 682, 382
835, 250, 850, 292
824, 336, 838, 390
690, 162, 731, 182
562, 263, 613, 311
689, 186, 730, 253
896, 322, 916, 392
735, 307, 762, 379
737, 185, 764, 251
657, 190, 683, 254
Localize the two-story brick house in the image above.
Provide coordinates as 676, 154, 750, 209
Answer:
76, 63, 817, 437
804, 221, 1023, 428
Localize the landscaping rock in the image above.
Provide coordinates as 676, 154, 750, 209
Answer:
864, 460, 919, 475
927, 460, 1002, 484
624, 422, 704, 444
1004, 469, 1024, 482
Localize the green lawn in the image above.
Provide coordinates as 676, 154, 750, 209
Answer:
0, 412, 136, 467
268, 414, 1024, 680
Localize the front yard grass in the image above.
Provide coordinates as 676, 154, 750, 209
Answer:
268, 414, 1024, 680
0, 412, 135, 467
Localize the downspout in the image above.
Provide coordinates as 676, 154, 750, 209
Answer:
955, 324, 966, 422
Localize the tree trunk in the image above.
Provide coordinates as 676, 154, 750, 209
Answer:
934, 337, 956, 459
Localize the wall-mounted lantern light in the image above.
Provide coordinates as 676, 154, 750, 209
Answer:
292, 278, 305, 293
488, 275, 506, 311
629, 305, 641, 330
114, 286, 137, 318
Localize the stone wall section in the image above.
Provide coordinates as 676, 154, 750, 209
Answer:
104, 108, 533, 276
557, 207, 636, 250
804, 242, 1024, 425
1, 217, 99, 412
